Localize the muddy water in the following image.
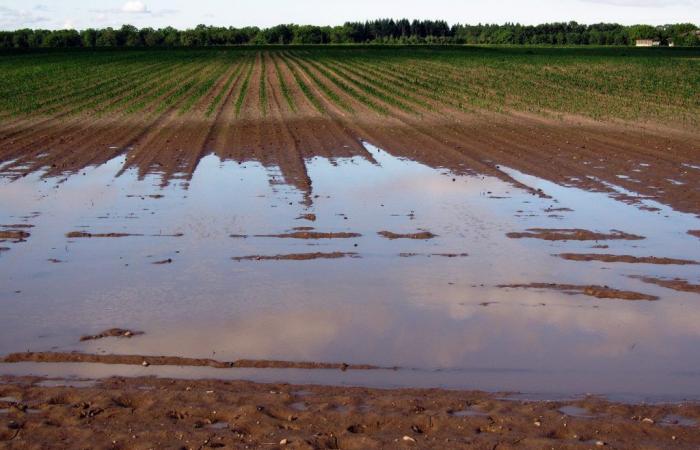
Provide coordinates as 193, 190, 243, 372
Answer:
1, 143, 699, 401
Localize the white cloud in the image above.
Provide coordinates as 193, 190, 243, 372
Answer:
581, 0, 697, 5
121, 1, 149, 14
0, 6, 49, 29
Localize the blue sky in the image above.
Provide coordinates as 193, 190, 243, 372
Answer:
1, 0, 698, 30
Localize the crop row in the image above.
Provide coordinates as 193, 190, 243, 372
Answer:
0, 47, 696, 128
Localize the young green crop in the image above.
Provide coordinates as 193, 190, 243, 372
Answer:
272, 54, 296, 112
280, 54, 325, 114
259, 53, 268, 117
235, 58, 255, 117
0, 47, 697, 127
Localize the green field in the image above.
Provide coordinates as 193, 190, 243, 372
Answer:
1, 46, 698, 127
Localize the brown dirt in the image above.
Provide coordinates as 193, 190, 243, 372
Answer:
255, 231, 361, 239
630, 276, 700, 294
0, 353, 378, 371
378, 231, 437, 240
557, 253, 699, 265
689, 230, 700, 239
65, 232, 139, 239
0, 230, 30, 240
499, 283, 659, 301
232, 252, 359, 261
0, 224, 34, 229
399, 253, 468, 258
66, 231, 183, 239
506, 228, 645, 241
296, 214, 317, 221
0, 375, 698, 449
79, 329, 144, 342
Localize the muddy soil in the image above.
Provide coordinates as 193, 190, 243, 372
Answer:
255, 231, 362, 239
1, 375, 699, 449
377, 230, 437, 240
556, 253, 699, 265
79, 329, 144, 342
630, 276, 700, 294
1, 353, 378, 370
499, 283, 659, 301
506, 228, 645, 241
399, 253, 469, 258
65, 232, 139, 239
0, 231, 30, 241
232, 252, 358, 261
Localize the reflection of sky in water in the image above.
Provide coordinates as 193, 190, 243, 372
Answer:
1, 144, 699, 400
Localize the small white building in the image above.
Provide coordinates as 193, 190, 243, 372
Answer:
635, 39, 660, 47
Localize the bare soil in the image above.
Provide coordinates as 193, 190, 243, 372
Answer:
0, 231, 30, 241
255, 232, 362, 239
506, 228, 645, 241
630, 276, 700, 294
79, 329, 144, 342
1, 353, 378, 371
65, 232, 139, 239
499, 283, 659, 301
377, 231, 437, 240
1, 375, 699, 449
556, 253, 699, 265
232, 252, 358, 261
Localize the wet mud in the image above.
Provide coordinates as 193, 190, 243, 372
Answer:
630, 276, 700, 295
506, 228, 645, 241
1, 375, 699, 449
500, 283, 659, 301
556, 253, 699, 265
0, 230, 30, 241
377, 230, 437, 240
255, 231, 362, 239
1, 353, 378, 371
232, 252, 358, 261
79, 329, 144, 342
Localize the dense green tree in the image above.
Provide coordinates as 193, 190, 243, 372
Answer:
0, 20, 697, 48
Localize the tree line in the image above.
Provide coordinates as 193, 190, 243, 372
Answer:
1, 20, 698, 49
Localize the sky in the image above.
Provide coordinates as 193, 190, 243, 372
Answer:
1, 0, 698, 31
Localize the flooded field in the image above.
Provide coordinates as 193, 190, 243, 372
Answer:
1, 142, 699, 401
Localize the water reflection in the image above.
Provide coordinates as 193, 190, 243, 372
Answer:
0, 143, 699, 399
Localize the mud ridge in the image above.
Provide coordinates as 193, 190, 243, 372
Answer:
80, 329, 144, 342
378, 230, 437, 240
232, 252, 359, 261
557, 253, 699, 265
255, 231, 361, 239
507, 228, 645, 241
499, 283, 658, 301
630, 276, 700, 294
0, 230, 30, 241
0, 352, 379, 371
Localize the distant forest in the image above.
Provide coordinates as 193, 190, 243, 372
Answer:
1, 20, 699, 48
